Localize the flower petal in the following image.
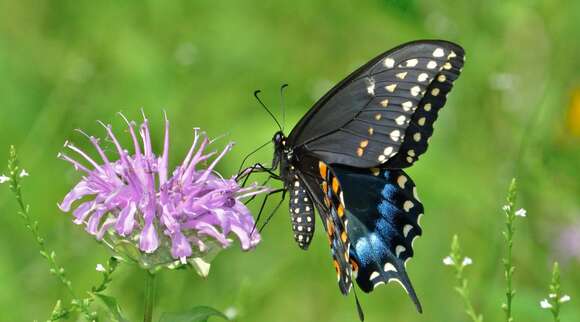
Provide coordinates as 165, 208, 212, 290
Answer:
59, 181, 96, 211
139, 221, 159, 253
170, 230, 192, 259
115, 202, 137, 236
443, 256, 454, 266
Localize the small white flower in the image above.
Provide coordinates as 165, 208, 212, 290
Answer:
224, 307, 238, 320
502, 204, 511, 212
443, 256, 454, 266
515, 208, 527, 217
559, 295, 571, 303
540, 299, 552, 309
462, 257, 473, 266
95, 264, 106, 272
549, 293, 557, 298
0, 175, 9, 184
19, 169, 29, 177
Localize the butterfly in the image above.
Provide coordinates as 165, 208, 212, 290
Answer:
241, 40, 465, 319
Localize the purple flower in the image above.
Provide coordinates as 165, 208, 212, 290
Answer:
58, 112, 267, 270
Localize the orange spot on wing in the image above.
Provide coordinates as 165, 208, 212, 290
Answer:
324, 196, 330, 208
326, 218, 335, 236
322, 181, 328, 194
341, 231, 348, 243
337, 204, 345, 218
332, 177, 339, 193
318, 161, 327, 179
350, 259, 359, 272
333, 259, 340, 274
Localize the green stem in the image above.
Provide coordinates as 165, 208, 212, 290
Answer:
143, 272, 157, 322
502, 179, 517, 322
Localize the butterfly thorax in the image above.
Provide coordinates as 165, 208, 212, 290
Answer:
272, 131, 292, 185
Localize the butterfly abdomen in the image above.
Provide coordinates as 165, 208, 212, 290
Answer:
288, 177, 315, 249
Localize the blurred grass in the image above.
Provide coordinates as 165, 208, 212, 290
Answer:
0, 0, 579, 321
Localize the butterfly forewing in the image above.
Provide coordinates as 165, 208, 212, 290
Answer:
288, 40, 465, 168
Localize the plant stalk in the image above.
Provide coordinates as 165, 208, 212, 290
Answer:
143, 272, 157, 322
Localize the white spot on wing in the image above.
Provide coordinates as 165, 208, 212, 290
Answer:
370, 271, 380, 280
403, 224, 413, 237
397, 175, 407, 189
413, 132, 421, 142
427, 60, 437, 69
403, 200, 414, 212
410, 86, 421, 96
405, 59, 418, 67
366, 78, 376, 95
384, 262, 397, 272
395, 245, 406, 257
402, 101, 413, 111
433, 48, 445, 57
390, 130, 401, 141
418, 73, 428, 82
384, 57, 395, 68
385, 84, 397, 92
395, 115, 406, 125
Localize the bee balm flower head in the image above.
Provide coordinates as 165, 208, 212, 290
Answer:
58, 112, 267, 272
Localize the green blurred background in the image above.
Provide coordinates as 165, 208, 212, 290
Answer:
1, 1, 579, 321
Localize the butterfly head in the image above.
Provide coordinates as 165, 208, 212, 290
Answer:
272, 130, 286, 166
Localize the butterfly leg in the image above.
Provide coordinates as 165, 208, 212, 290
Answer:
258, 189, 287, 232
251, 188, 285, 235
237, 162, 279, 187
244, 176, 273, 206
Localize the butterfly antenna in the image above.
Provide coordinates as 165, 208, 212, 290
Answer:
279, 83, 288, 132
236, 139, 271, 176
353, 287, 365, 322
254, 90, 282, 131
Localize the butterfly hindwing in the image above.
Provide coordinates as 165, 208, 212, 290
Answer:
317, 161, 353, 295
332, 165, 424, 312
289, 40, 465, 169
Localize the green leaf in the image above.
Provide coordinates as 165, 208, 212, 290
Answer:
94, 293, 129, 322
159, 306, 229, 322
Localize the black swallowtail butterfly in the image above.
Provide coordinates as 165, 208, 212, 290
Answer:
241, 40, 465, 319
